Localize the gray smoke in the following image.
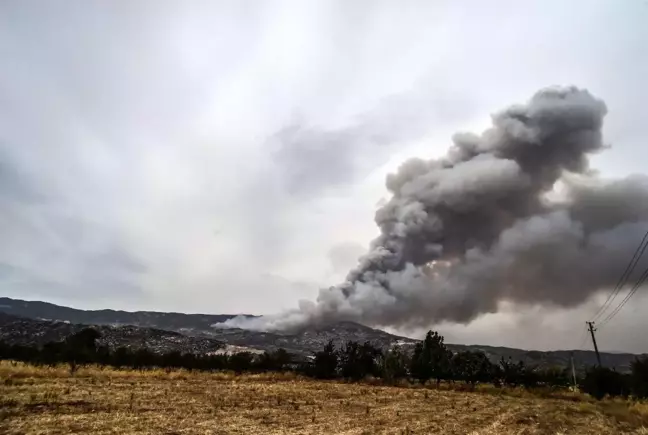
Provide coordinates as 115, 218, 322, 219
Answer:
221, 86, 648, 331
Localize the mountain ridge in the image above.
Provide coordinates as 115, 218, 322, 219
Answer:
1, 297, 645, 372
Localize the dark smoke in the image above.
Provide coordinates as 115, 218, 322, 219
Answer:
220, 86, 648, 331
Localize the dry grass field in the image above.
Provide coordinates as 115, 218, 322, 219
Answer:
1, 362, 647, 434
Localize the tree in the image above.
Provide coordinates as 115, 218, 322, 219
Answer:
498, 357, 525, 387
133, 348, 156, 370
64, 328, 102, 373
535, 366, 571, 389
410, 331, 452, 386
312, 340, 338, 379
161, 351, 185, 369
112, 347, 135, 368
41, 342, 66, 366
451, 351, 495, 389
229, 352, 254, 374
255, 349, 291, 372
66, 328, 101, 351
580, 367, 629, 400
631, 356, 648, 399
338, 341, 382, 380
359, 342, 383, 378
382, 347, 409, 384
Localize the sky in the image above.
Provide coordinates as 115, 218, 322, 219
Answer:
1, 0, 647, 352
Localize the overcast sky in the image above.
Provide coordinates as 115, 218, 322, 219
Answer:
1, 0, 647, 352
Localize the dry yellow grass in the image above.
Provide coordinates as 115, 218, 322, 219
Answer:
1, 361, 647, 434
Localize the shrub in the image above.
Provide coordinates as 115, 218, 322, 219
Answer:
581, 367, 629, 400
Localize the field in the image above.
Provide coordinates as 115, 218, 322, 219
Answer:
1, 362, 647, 434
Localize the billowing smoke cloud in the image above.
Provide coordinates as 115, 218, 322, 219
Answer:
221, 86, 648, 331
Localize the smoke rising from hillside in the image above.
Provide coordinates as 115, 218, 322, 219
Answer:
220, 86, 648, 331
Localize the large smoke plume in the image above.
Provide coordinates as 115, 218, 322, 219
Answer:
222, 86, 648, 331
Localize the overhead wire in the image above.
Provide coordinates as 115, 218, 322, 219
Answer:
590, 229, 648, 323
598, 263, 648, 328
576, 324, 589, 350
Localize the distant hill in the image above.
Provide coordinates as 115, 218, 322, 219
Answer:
0, 297, 248, 331
0, 311, 224, 355
0, 297, 644, 371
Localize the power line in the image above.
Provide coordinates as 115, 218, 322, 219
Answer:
598, 264, 648, 328
590, 229, 648, 322
576, 324, 589, 350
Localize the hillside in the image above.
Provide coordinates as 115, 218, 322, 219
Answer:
0, 312, 224, 355
0, 297, 644, 371
0, 297, 247, 331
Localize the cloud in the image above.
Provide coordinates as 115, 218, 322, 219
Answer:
270, 84, 477, 196
1, 0, 647, 352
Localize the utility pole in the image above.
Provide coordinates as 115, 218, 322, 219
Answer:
570, 352, 578, 389
586, 321, 602, 367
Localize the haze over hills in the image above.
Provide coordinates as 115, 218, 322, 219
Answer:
0, 297, 644, 372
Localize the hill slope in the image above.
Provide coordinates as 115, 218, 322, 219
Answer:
0, 311, 224, 354
0, 297, 247, 331
0, 297, 644, 371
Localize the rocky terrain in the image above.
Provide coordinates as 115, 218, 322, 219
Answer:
0, 311, 224, 354
1, 297, 645, 371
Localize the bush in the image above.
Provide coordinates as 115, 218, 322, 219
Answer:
631, 356, 648, 399
581, 367, 629, 400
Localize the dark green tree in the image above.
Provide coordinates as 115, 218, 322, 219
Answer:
64, 328, 102, 373
410, 331, 452, 386
535, 366, 571, 389
631, 356, 648, 398
381, 347, 409, 384
66, 328, 101, 350
338, 341, 382, 380
451, 350, 495, 390
255, 349, 292, 372
112, 347, 135, 368
580, 367, 629, 400
359, 342, 383, 378
498, 357, 525, 387
228, 351, 254, 374
312, 340, 338, 379
133, 348, 156, 370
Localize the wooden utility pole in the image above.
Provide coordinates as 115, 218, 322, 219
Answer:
586, 321, 602, 367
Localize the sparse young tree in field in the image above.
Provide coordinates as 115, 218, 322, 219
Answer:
381, 347, 409, 384
580, 367, 630, 400
498, 357, 526, 387
255, 349, 291, 372
338, 341, 382, 380
339, 341, 362, 380
228, 351, 254, 374
133, 348, 156, 370
312, 340, 338, 379
451, 350, 495, 390
64, 328, 102, 373
410, 331, 452, 386
111, 346, 134, 368
534, 366, 571, 389
631, 356, 648, 399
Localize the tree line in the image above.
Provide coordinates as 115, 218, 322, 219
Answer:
1, 328, 647, 400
